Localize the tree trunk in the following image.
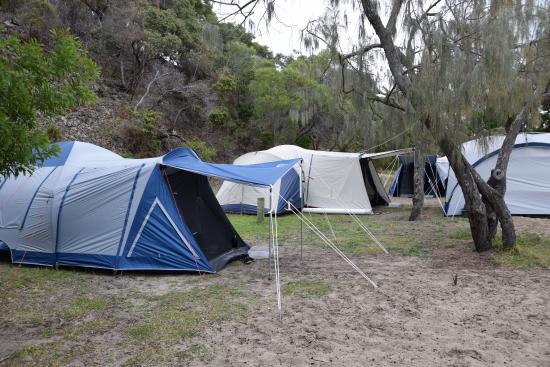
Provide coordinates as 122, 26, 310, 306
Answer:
358, 0, 531, 251
440, 136, 493, 251
409, 144, 425, 221
468, 107, 528, 249
469, 167, 516, 249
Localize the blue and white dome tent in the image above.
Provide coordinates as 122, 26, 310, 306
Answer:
444, 133, 550, 216
0, 142, 300, 272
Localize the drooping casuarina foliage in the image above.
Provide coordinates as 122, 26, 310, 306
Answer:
227, 0, 550, 249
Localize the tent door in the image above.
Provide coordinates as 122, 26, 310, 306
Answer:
163, 168, 247, 263
359, 159, 390, 206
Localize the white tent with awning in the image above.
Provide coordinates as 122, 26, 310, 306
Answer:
216, 145, 413, 215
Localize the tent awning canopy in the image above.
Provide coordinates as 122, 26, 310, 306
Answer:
162, 147, 301, 187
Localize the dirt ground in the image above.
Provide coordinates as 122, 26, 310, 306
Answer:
206, 245, 550, 366
1, 202, 549, 366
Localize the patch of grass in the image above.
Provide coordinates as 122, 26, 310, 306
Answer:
59, 296, 107, 320
175, 344, 208, 362
122, 348, 163, 367
60, 320, 113, 338
283, 280, 332, 297
4, 341, 92, 366
493, 232, 550, 270
228, 213, 439, 257
0, 264, 98, 328
128, 285, 253, 346
229, 213, 393, 255
396, 244, 430, 256
380, 235, 428, 256
450, 228, 472, 240
0, 266, 79, 294
2, 304, 49, 327
127, 321, 163, 341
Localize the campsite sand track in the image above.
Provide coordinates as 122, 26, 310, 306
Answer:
196, 243, 550, 367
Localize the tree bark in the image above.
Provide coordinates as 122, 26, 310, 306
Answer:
439, 136, 492, 251
409, 131, 425, 221
484, 107, 527, 247
463, 107, 528, 249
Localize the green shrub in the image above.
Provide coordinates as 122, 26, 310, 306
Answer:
208, 106, 231, 127
186, 138, 216, 161
124, 109, 162, 157
0, 31, 98, 177
214, 74, 237, 93
46, 123, 63, 143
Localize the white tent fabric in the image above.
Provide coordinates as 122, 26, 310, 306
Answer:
217, 145, 411, 214
436, 156, 449, 183
444, 133, 550, 216
217, 150, 294, 213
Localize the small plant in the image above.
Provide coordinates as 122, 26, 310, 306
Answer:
46, 123, 63, 143
213, 74, 237, 94
123, 108, 162, 157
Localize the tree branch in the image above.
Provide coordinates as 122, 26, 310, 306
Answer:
341, 43, 382, 60
492, 106, 529, 188
360, 0, 412, 94
386, 0, 405, 36
134, 70, 169, 112
213, 0, 258, 23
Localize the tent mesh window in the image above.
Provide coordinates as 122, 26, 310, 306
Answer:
163, 168, 247, 262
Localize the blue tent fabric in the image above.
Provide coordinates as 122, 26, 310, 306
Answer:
277, 169, 301, 212
120, 166, 212, 271
43, 141, 75, 167
163, 147, 301, 187
388, 166, 402, 196
0, 142, 299, 273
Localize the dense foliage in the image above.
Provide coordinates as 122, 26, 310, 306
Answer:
1, 0, 399, 163
0, 30, 99, 176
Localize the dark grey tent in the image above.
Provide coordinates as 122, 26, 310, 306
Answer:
389, 155, 446, 197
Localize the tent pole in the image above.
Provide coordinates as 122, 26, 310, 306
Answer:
268, 187, 273, 280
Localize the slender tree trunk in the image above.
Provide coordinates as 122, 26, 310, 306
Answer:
409, 136, 425, 220
440, 137, 492, 251
120, 57, 127, 90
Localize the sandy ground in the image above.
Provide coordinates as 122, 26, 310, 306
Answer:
197, 244, 550, 367
1, 203, 549, 366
